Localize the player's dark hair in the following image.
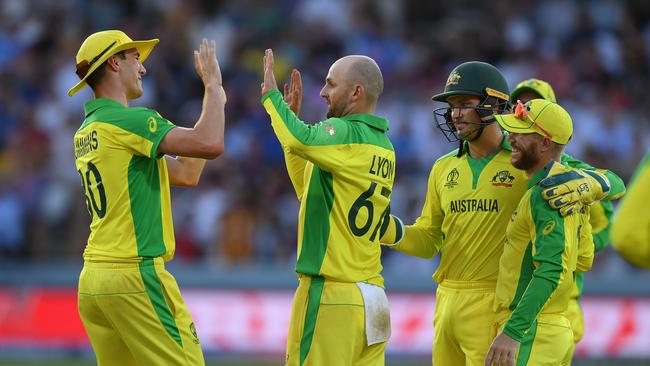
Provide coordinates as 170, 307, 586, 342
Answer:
87, 51, 127, 90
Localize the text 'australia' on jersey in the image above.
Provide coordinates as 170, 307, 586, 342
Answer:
74, 98, 176, 262
262, 89, 395, 287
399, 138, 529, 283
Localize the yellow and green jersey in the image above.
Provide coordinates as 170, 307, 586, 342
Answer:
612, 151, 650, 268
494, 161, 594, 342
559, 155, 614, 300
262, 89, 395, 287
394, 137, 528, 283
390, 136, 625, 285
74, 98, 176, 262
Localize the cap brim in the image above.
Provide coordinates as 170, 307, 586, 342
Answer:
68, 39, 159, 97
431, 89, 484, 102
510, 86, 543, 103
494, 114, 538, 135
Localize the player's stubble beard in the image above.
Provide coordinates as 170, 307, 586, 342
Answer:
511, 141, 540, 171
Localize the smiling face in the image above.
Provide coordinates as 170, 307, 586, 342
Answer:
117, 48, 146, 99
508, 132, 544, 170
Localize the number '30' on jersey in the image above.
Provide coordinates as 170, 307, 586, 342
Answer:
74, 98, 176, 262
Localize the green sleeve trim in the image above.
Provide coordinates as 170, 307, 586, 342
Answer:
263, 89, 393, 150
513, 320, 537, 365
85, 106, 176, 158
505, 188, 565, 339
504, 277, 555, 341
529, 187, 564, 286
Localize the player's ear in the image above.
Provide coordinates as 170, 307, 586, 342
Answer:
106, 55, 120, 72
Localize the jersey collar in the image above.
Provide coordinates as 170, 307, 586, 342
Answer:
527, 160, 557, 189
341, 114, 389, 132
83, 98, 125, 118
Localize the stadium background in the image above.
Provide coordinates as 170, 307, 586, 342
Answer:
1, 0, 649, 365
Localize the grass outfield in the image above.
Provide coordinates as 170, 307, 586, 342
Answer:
0, 359, 649, 366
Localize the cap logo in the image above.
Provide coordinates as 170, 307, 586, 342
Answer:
446, 71, 461, 86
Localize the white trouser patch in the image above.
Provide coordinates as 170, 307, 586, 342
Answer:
356, 282, 391, 346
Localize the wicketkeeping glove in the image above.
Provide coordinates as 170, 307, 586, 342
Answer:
539, 169, 611, 216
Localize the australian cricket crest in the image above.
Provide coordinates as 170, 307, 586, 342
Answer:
492, 170, 515, 187
446, 70, 461, 86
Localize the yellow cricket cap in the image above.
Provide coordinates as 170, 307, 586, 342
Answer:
510, 78, 556, 103
495, 99, 573, 144
68, 30, 159, 96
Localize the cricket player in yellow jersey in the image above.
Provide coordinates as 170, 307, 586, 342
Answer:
379, 62, 625, 366
486, 100, 595, 366
612, 151, 650, 269
511, 78, 616, 361
70, 30, 226, 365
261, 49, 394, 365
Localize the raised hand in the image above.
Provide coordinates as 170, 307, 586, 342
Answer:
283, 69, 302, 116
261, 48, 278, 95
194, 39, 223, 88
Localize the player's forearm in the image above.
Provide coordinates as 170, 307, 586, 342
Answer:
166, 156, 207, 187
262, 89, 319, 151
602, 169, 625, 200
284, 152, 308, 199
592, 225, 610, 253
192, 84, 226, 158
392, 225, 440, 259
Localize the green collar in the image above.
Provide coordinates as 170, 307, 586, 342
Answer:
341, 113, 389, 132
527, 160, 556, 189
84, 98, 125, 118
461, 132, 511, 158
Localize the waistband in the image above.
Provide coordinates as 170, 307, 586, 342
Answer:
438, 279, 497, 291
83, 256, 165, 269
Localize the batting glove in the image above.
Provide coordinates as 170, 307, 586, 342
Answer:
540, 169, 611, 216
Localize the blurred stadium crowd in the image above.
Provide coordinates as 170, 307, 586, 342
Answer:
1, 0, 649, 275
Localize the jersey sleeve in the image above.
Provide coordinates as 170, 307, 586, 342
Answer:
261, 89, 351, 172
588, 201, 613, 253
284, 152, 309, 199
561, 153, 626, 200
113, 108, 176, 159
611, 154, 650, 269
503, 188, 566, 342
577, 213, 595, 272
392, 165, 444, 258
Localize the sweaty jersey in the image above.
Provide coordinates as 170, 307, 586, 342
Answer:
262, 89, 395, 287
74, 98, 176, 262
494, 161, 594, 341
392, 136, 625, 284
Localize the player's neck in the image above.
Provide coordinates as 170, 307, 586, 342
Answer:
526, 152, 561, 178
94, 80, 129, 107
467, 125, 503, 159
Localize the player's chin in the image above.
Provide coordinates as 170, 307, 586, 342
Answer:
128, 88, 144, 100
